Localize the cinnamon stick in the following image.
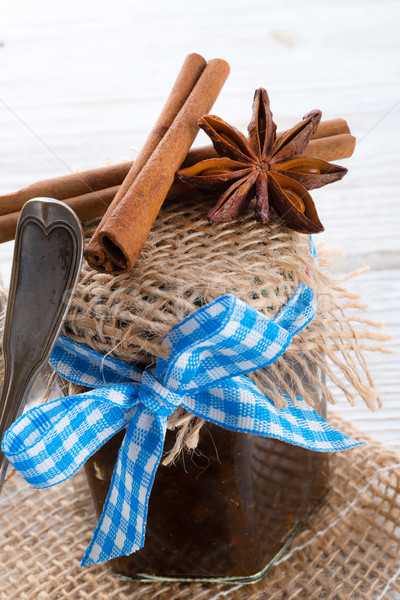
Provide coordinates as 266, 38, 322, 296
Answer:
311, 117, 350, 139
86, 58, 231, 273
0, 131, 356, 245
0, 118, 352, 219
0, 163, 132, 216
86, 53, 207, 269
0, 188, 117, 245
0, 181, 193, 245
306, 133, 355, 162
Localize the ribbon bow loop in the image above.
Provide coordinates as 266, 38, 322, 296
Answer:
159, 284, 315, 395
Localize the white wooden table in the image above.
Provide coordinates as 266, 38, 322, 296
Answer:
1, 0, 399, 455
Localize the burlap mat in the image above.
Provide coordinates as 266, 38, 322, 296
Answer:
1, 414, 399, 600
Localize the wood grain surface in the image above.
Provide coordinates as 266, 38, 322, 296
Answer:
0, 0, 399, 454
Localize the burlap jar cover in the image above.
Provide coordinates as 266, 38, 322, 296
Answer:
64, 194, 386, 421
0, 193, 396, 598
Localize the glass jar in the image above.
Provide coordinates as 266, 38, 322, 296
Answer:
84, 358, 328, 584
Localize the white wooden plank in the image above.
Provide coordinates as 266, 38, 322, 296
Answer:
329, 268, 400, 450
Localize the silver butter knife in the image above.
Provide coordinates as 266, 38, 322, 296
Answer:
0, 198, 83, 490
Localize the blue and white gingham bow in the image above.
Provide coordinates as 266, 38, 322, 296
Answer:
2, 280, 361, 566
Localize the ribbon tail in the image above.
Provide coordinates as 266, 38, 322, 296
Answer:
183, 377, 362, 453
2, 389, 135, 488
81, 404, 167, 566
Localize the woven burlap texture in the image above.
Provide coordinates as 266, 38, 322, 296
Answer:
56, 196, 390, 459
64, 198, 389, 413
0, 415, 399, 600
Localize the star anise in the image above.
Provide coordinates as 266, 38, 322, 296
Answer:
177, 88, 348, 233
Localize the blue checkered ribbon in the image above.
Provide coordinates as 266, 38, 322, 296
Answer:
2, 279, 361, 567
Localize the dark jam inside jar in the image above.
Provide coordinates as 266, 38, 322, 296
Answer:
85, 361, 329, 583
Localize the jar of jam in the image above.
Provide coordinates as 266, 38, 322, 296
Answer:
84, 357, 328, 584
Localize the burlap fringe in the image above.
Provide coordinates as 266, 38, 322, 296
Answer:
0, 195, 391, 464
